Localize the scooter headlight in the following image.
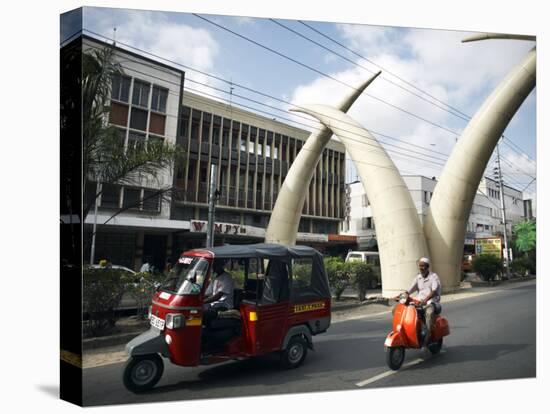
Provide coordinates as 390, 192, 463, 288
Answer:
166, 313, 185, 329
147, 306, 152, 320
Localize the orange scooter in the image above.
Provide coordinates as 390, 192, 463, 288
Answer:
384, 292, 450, 370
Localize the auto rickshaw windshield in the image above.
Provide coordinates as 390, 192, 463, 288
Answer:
160, 257, 209, 295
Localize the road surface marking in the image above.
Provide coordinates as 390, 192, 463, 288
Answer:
355, 350, 447, 387
356, 358, 424, 387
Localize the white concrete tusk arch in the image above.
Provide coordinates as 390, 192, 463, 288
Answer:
265, 71, 381, 246
425, 45, 536, 291
290, 104, 429, 297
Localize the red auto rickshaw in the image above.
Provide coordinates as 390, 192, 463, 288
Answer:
122, 243, 332, 393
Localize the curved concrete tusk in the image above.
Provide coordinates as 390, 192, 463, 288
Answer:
462, 33, 535, 43
425, 47, 536, 292
291, 104, 429, 298
265, 71, 381, 246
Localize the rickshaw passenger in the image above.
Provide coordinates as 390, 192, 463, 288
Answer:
203, 260, 235, 325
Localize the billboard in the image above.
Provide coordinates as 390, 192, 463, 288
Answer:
475, 237, 503, 258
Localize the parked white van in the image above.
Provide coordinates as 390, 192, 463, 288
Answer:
345, 251, 381, 289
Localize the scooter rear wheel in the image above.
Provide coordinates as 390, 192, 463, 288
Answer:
122, 354, 164, 393
428, 338, 443, 355
386, 346, 405, 370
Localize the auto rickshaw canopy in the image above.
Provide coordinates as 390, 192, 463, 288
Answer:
187, 243, 331, 302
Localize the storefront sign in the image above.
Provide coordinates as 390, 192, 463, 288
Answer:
190, 220, 247, 235
475, 237, 502, 258
328, 234, 357, 242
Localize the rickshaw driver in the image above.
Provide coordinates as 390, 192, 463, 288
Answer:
203, 260, 235, 325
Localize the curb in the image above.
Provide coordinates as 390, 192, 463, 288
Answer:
83, 332, 142, 350
469, 275, 535, 287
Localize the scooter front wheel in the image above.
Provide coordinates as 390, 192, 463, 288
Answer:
122, 354, 164, 393
385, 346, 405, 370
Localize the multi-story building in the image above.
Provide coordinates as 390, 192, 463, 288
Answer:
342, 175, 532, 253
170, 91, 350, 255
79, 35, 350, 272
81, 34, 186, 271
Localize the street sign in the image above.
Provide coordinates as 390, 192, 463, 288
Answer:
475, 237, 503, 258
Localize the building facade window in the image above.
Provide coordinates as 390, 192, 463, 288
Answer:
151, 85, 168, 113
111, 74, 131, 103
123, 187, 141, 209
142, 189, 161, 212
109, 103, 129, 127
130, 107, 148, 131
149, 112, 166, 136
132, 79, 150, 108
101, 183, 121, 208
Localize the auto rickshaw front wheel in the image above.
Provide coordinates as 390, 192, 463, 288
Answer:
122, 354, 164, 393
280, 335, 308, 369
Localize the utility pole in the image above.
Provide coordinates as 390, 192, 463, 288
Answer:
495, 141, 511, 279
90, 182, 102, 265
206, 163, 219, 248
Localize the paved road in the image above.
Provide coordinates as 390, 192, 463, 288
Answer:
82, 280, 536, 406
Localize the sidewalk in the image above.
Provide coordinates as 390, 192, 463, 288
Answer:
81, 276, 535, 369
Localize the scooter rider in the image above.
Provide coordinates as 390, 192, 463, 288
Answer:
395, 257, 442, 347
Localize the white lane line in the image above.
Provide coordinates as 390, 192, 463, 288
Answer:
356, 357, 425, 387
333, 310, 391, 323
355, 349, 447, 387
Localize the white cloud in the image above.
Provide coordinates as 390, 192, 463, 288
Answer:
84, 9, 222, 98
289, 23, 535, 180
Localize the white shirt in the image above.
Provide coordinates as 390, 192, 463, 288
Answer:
210, 271, 234, 309
408, 271, 441, 304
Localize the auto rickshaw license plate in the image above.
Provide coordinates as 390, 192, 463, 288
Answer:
150, 315, 165, 330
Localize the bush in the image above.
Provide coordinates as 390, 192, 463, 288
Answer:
123, 271, 165, 319
472, 254, 503, 282
511, 256, 535, 276
83, 267, 127, 335
324, 257, 349, 300
349, 261, 376, 301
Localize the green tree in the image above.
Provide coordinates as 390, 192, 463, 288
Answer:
82, 45, 184, 220
513, 220, 536, 257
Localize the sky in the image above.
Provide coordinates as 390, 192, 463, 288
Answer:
61, 6, 537, 204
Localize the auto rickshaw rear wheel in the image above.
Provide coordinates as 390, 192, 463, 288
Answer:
122, 354, 164, 393
280, 335, 308, 369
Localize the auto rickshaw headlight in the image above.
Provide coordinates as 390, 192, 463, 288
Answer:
166, 313, 185, 329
